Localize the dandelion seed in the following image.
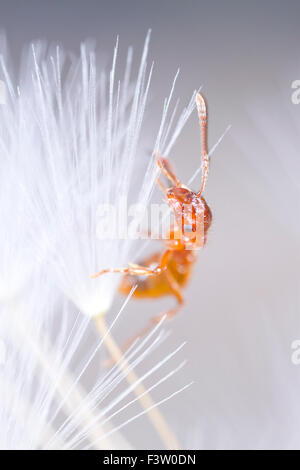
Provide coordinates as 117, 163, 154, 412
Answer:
0, 32, 196, 316
0, 33, 194, 449
0, 276, 188, 449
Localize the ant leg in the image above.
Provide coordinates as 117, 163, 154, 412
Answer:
118, 272, 184, 354
156, 175, 168, 194
196, 93, 209, 196
102, 271, 184, 367
91, 249, 171, 279
152, 270, 184, 324
155, 152, 181, 187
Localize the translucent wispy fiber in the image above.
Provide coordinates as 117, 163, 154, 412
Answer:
0, 167, 36, 301
0, 31, 197, 316
0, 36, 38, 300
0, 275, 189, 450
0, 33, 194, 450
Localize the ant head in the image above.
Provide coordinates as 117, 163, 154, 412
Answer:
167, 186, 212, 243
167, 186, 197, 205
166, 186, 208, 213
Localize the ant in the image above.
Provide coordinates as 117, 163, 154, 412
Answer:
92, 93, 213, 344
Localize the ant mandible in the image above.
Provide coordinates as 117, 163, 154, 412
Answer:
92, 93, 212, 343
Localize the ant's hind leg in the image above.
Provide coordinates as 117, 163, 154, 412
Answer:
102, 270, 184, 367
151, 270, 184, 325
127, 271, 184, 343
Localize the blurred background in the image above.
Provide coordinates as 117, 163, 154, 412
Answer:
2, 0, 300, 449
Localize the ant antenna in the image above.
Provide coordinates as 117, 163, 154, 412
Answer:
196, 93, 209, 196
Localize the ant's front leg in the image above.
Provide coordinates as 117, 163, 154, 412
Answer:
91, 249, 171, 279
155, 153, 181, 188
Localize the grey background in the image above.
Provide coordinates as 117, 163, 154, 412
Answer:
2, 0, 300, 449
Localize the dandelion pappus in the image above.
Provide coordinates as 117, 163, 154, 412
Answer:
92, 93, 213, 342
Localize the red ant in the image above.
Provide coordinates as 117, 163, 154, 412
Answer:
92, 93, 212, 343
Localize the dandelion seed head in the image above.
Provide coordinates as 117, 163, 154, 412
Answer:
0, 33, 197, 316
0, 33, 192, 449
